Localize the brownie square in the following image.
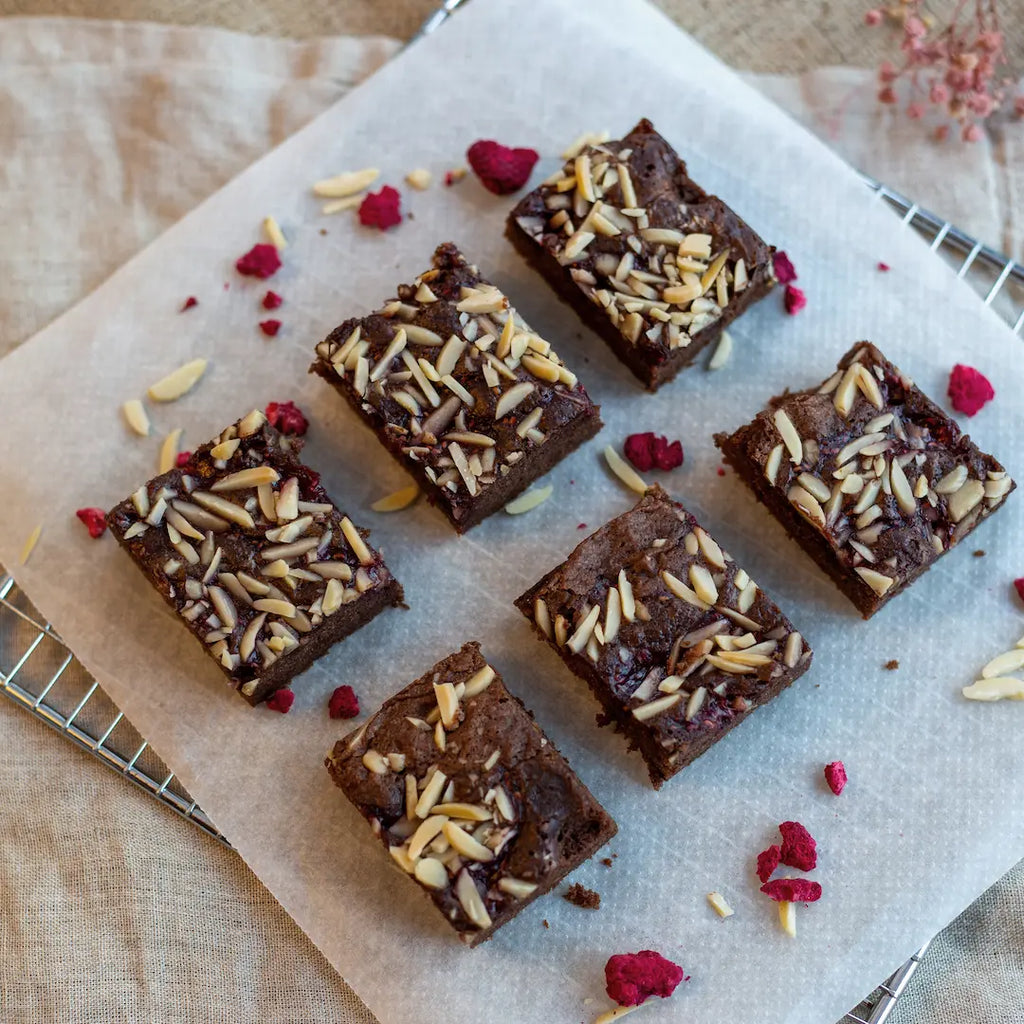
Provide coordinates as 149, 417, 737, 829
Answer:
107, 409, 404, 705
310, 243, 602, 532
507, 118, 776, 390
325, 641, 616, 946
514, 486, 812, 788
715, 343, 1016, 618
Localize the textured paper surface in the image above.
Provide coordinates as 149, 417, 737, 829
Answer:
1, 2, 1023, 1022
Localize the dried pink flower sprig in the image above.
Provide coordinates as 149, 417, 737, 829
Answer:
865, 0, 1023, 141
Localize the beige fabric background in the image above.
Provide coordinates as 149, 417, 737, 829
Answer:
1, 5, 1023, 1024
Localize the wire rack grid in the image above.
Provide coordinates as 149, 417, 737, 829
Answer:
3, 4, 1023, 1019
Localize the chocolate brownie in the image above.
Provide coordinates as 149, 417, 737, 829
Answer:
325, 641, 616, 946
715, 343, 1016, 617
507, 119, 775, 390
107, 409, 403, 705
310, 243, 601, 532
514, 486, 812, 788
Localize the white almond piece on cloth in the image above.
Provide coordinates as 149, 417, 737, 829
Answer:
122, 398, 150, 436
708, 329, 733, 370
158, 427, 182, 473
504, 484, 552, 515
962, 677, 1024, 702
981, 648, 1024, 679
262, 215, 287, 249
147, 358, 208, 402
312, 167, 378, 197
707, 891, 735, 918
371, 484, 420, 512
779, 899, 797, 937
405, 168, 432, 190
604, 445, 648, 494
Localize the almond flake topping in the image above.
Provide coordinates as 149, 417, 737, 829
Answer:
148, 358, 208, 403
504, 484, 552, 515
123, 399, 150, 437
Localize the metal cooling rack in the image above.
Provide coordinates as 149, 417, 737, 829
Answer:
3, 1, 1023, 1018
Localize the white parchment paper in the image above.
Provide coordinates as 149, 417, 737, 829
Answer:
2, 2, 1024, 1022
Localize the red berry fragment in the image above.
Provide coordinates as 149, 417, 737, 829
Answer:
265, 401, 308, 436
877, 261, 891, 272
466, 139, 539, 195
328, 684, 360, 720
604, 950, 685, 1007
1014, 578, 1024, 603
236, 243, 281, 279
75, 507, 107, 539
756, 844, 782, 883
175, 451, 192, 468
779, 821, 817, 871
760, 878, 822, 903
824, 761, 848, 796
266, 688, 294, 713
948, 363, 994, 416
783, 284, 807, 315
772, 250, 797, 283
623, 432, 684, 472
262, 290, 283, 310
358, 186, 402, 230
259, 319, 282, 337
180, 296, 198, 311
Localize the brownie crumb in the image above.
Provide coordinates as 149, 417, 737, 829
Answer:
563, 883, 601, 909
973, 549, 986, 557
595, 712, 612, 728
601, 858, 613, 868
542, 919, 549, 929
319, 228, 328, 236
885, 659, 900, 670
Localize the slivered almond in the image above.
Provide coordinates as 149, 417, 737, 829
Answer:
19, 524, 42, 564
211, 467, 279, 492
707, 891, 734, 918
773, 409, 802, 464
414, 857, 448, 889
159, 428, 182, 474
708, 330, 733, 370
855, 567, 895, 596
463, 664, 495, 698
618, 569, 635, 623
981, 648, 1024, 679
443, 821, 494, 862
415, 770, 448, 819
568, 605, 601, 654
454, 869, 492, 929
962, 677, 1024, 701
662, 570, 710, 610
495, 381, 535, 420
237, 409, 266, 437
498, 877, 538, 899
632, 693, 681, 721
210, 438, 240, 461
779, 900, 797, 937
147, 358, 208, 402
340, 516, 373, 564
321, 194, 364, 215
252, 598, 297, 617
371, 484, 420, 512
765, 444, 784, 486
263, 215, 287, 249
604, 586, 622, 644
504, 485, 552, 515
191, 491, 255, 529
604, 445, 648, 494
312, 167, 379, 197
405, 168, 432, 190
123, 399, 150, 436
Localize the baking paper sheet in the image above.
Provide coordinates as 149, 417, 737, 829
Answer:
2, 2, 1024, 1021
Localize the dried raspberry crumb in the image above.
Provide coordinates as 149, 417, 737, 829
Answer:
328, 685, 360, 720
262, 290, 283, 310
236, 243, 281, 279
824, 761, 848, 796
604, 950, 685, 1007
466, 139, 539, 195
1014, 578, 1024, 603
877, 261, 891, 272
358, 186, 402, 230
948, 363, 994, 416
773, 250, 797, 283
756, 844, 782, 883
259, 319, 282, 337
623, 432, 684, 472
180, 296, 198, 312
292, 465, 321, 498
175, 451, 193, 468
444, 168, 466, 187
578, 523, 587, 530
760, 878, 822, 903
75, 508, 107, 539
265, 401, 308, 436
717, 467, 726, 477
783, 284, 807, 315
779, 821, 817, 871
266, 688, 294, 713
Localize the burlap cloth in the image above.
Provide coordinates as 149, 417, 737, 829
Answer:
1, 8, 1023, 1023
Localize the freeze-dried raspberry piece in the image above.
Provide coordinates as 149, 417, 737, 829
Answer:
292, 465, 321, 498
176, 451, 193, 468
1014, 578, 1024, 603
328, 685, 359, 719
756, 844, 781, 883
783, 284, 807, 315
877, 262, 891, 272
236, 243, 281, 279
779, 821, 817, 871
824, 761, 847, 796
180, 296, 198, 311
948, 364, 994, 417
259, 319, 282, 337
265, 401, 308, 436
75, 508, 107, 539
623, 432, 683, 472
358, 186, 402, 230
773, 251, 797, 283
760, 878, 822, 903
466, 139, 539, 195
604, 950, 685, 1007
262, 290, 283, 310
266, 688, 294, 713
